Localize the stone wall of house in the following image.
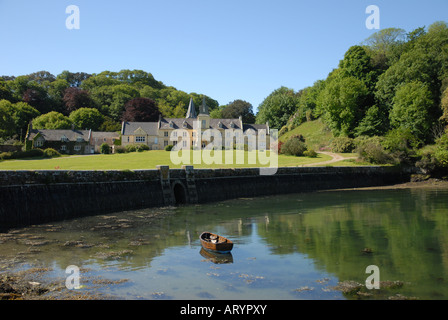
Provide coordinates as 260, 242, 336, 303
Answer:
0, 166, 415, 231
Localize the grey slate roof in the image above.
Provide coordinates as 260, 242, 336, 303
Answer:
186, 98, 197, 118
243, 124, 269, 132
121, 122, 159, 135
27, 129, 91, 142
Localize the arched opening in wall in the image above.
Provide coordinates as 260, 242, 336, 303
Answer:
173, 183, 187, 205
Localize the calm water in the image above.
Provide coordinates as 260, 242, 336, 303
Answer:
1, 187, 448, 300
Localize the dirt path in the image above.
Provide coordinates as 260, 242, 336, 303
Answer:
303, 151, 357, 167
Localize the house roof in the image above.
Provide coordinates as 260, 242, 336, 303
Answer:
121, 122, 159, 135
158, 118, 243, 130
91, 131, 120, 139
27, 129, 91, 142
242, 124, 269, 132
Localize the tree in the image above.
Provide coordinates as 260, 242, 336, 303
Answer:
57, 71, 92, 87
121, 97, 160, 122
355, 105, 388, 137
10, 102, 40, 138
441, 86, 448, 124
221, 100, 255, 123
256, 87, 300, 129
318, 75, 369, 137
63, 87, 95, 113
32, 111, 72, 130
69, 108, 104, 130
0, 100, 15, 139
389, 81, 434, 141
22, 87, 52, 114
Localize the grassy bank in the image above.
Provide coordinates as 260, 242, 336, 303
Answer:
0, 150, 334, 170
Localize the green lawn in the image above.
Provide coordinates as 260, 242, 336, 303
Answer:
279, 118, 334, 151
0, 150, 333, 171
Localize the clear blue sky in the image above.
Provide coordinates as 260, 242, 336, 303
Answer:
0, 0, 447, 111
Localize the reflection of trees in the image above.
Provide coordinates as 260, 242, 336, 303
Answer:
256, 189, 448, 298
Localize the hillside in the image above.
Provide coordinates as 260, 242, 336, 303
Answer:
279, 118, 333, 151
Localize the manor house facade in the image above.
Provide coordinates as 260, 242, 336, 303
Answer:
121, 98, 270, 150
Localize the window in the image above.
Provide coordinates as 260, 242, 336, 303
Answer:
164, 132, 168, 137
135, 136, 145, 143
183, 131, 187, 137
202, 120, 206, 128
154, 137, 158, 144
76, 137, 83, 142
183, 140, 187, 148
74, 145, 81, 151
61, 136, 69, 142
61, 145, 67, 151
164, 140, 168, 147
173, 131, 177, 137
34, 139, 44, 147
127, 136, 130, 142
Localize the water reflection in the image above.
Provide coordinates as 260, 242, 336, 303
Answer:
199, 248, 234, 264
0, 187, 447, 299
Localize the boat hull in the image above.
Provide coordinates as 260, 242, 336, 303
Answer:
200, 232, 233, 253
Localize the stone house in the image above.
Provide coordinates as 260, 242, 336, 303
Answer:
121, 98, 270, 150
26, 125, 120, 155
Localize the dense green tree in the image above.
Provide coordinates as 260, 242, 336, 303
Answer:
389, 81, 434, 141
355, 105, 388, 137
256, 87, 300, 129
32, 111, 72, 130
10, 102, 40, 138
0, 100, 16, 139
221, 100, 255, 123
318, 75, 369, 137
69, 108, 104, 131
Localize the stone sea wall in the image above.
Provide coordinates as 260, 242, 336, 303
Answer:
0, 166, 414, 231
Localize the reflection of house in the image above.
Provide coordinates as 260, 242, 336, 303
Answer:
121, 98, 270, 150
26, 125, 120, 154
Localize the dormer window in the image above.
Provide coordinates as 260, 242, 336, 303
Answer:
182, 121, 188, 128
61, 135, 69, 142
76, 136, 83, 142
169, 121, 174, 128
230, 122, 236, 128
218, 121, 223, 128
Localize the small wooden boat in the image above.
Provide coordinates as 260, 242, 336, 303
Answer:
200, 232, 233, 253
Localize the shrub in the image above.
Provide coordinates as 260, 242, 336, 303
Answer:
125, 144, 137, 153
0, 152, 13, 160
304, 149, 318, 157
43, 148, 61, 158
355, 137, 391, 164
114, 146, 126, 153
100, 143, 111, 154
281, 135, 307, 156
165, 145, 173, 151
136, 144, 150, 152
382, 128, 420, 165
11, 149, 44, 159
330, 136, 355, 153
